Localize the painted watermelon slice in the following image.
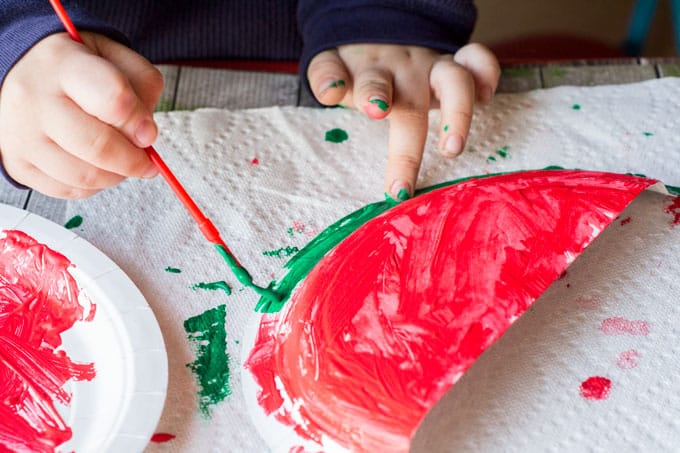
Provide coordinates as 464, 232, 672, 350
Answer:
244, 169, 660, 452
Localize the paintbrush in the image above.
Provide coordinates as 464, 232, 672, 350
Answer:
48, 0, 282, 303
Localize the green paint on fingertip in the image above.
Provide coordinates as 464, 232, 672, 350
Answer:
325, 128, 349, 143
370, 98, 389, 111
184, 305, 230, 417
64, 215, 83, 229
165, 267, 182, 274
572, 104, 581, 110
329, 79, 346, 88
191, 281, 232, 295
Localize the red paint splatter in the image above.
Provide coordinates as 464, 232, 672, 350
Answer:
0, 230, 95, 452
580, 376, 612, 400
600, 317, 650, 336
151, 433, 176, 443
251, 157, 260, 165
616, 349, 640, 369
664, 196, 680, 226
245, 170, 656, 451
619, 216, 631, 225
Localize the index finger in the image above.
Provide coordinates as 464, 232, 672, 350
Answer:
384, 77, 430, 200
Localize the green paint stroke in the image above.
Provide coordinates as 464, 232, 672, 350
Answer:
572, 104, 581, 110
214, 244, 282, 304
325, 128, 349, 143
263, 246, 300, 258
643, 132, 654, 136
64, 215, 83, 229
370, 98, 389, 111
184, 304, 230, 417
165, 267, 182, 274
329, 79, 346, 88
191, 281, 232, 295
443, 124, 450, 132
496, 146, 510, 158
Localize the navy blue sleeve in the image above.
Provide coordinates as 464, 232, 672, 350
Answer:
0, 1, 130, 90
297, 0, 477, 91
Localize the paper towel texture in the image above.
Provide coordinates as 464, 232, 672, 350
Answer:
64, 78, 680, 452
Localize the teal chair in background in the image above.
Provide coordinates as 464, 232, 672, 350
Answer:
625, 0, 680, 55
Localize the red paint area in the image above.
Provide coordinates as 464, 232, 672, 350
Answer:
600, 317, 650, 336
664, 196, 680, 226
0, 230, 95, 452
251, 157, 260, 165
150, 432, 176, 443
616, 349, 641, 369
580, 376, 612, 400
246, 170, 655, 452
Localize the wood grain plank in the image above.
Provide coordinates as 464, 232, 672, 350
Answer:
497, 66, 542, 93
175, 67, 299, 110
541, 63, 657, 88
155, 65, 180, 112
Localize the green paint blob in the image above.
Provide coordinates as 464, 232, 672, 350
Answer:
64, 215, 83, 229
214, 244, 282, 304
191, 281, 232, 295
325, 128, 349, 143
263, 246, 300, 258
184, 304, 230, 417
487, 156, 497, 162
370, 99, 389, 112
329, 80, 346, 88
165, 267, 182, 274
443, 125, 450, 132
496, 146, 510, 158
643, 132, 654, 136
572, 104, 581, 110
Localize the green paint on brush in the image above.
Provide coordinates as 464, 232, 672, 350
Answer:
572, 104, 581, 110
214, 244, 282, 304
325, 128, 349, 143
165, 267, 182, 274
263, 246, 300, 258
191, 281, 232, 295
370, 99, 389, 111
643, 132, 654, 136
184, 304, 230, 417
64, 215, 83, 229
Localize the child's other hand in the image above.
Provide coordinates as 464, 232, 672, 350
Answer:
0, 32, 163, 198
307, 43, 500, 199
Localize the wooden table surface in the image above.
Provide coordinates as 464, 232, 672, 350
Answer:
2, 57, 679, 224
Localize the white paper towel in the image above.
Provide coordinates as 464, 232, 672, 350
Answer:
63, 77, 680, 452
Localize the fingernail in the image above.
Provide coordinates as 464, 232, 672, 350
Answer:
444, 135, 464, 156
369, 97, 389, 112
143, 162, 158, 179
389, 180, 411, 201
135, 119, 156, 146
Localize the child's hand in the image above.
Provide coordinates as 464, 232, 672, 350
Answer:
0, 32, 163, 198
307, 43, 500, 199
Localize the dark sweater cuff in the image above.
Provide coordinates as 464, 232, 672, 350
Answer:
297, 2, 476, 99
0, 9, 130, 89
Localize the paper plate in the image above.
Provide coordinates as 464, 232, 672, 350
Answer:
0, 203, 168, 452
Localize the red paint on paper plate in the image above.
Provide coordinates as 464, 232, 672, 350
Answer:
245, 170, 656, 452
616, 349, 640, 369
580, 376, 612, 400
0, 230, 95, 453
664, 196, 680, 226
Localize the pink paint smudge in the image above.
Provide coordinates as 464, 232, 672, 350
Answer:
580, 376, 612, 400
600, 317, 650, 336
616, 349, 641, 369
